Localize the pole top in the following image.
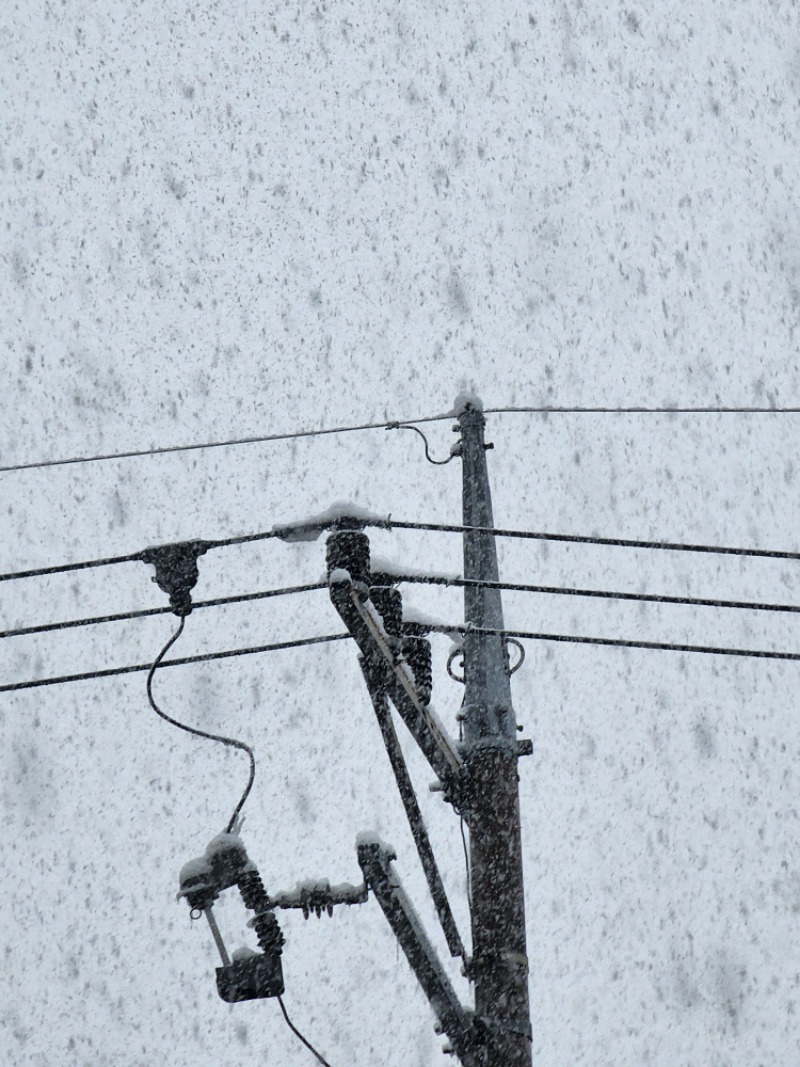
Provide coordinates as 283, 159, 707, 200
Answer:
451, 393, 485, 423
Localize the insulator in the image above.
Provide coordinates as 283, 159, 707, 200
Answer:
251, 911, 285, 956
238, 868, 270, 913
326, 530, 371, 587
178, 856, 219, 912
238, 869, 285, 956
403, 636, 432, 705
206, 834, 250, 893
370, 586, 403, 636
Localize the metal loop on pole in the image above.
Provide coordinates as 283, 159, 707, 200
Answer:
505, 638, 525, 675
446, 648, 465, 683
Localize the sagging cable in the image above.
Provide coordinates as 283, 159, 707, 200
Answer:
146, 618, 256, 833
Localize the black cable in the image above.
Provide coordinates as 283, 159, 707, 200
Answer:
391, 574, 800, 616
6, 405, 800, 474
1, 633, 351, 693
425, 623, 800, 662
7, 516, 800, 585
146, 618, 255, 834
0, 412, 457, 474
0, 581, 328, 639
484, 406, 800, 414
277, 997, 333, 1067
0, 550, 145, 582
386, 521, 800, 560
8, 573, 800, 642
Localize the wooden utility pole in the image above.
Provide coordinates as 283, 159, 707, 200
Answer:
457, 402, 532, 1066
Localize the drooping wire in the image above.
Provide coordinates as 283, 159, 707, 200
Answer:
386, 423, 456, 464
146, 618, 255, 834
277, 996, 333, 1067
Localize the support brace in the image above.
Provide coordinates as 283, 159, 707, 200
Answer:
357, 839, 483, 1067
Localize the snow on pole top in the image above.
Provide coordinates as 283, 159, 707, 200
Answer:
447, 392, 484, 417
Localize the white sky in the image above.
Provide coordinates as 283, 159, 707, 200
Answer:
3, 2, 800, 1065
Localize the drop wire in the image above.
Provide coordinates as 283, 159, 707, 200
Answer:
146, 617, 255, 833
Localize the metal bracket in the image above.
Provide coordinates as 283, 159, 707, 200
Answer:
327, 569, 463, 803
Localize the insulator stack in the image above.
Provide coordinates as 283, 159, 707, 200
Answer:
326, 529, 371, 587
403, 636, 433, 705
238, 869, 285, 956
371, 586, 403, 637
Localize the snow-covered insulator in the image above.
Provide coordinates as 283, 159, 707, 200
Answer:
403, 636, 433, 705
326, 528, 371, 588
178, 855, 218, 913
370, 585, 403, 637
178, 834, 285, 1002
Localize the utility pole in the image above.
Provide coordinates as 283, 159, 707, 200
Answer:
457, 402, 532, 1066
172, 400, 533, 1067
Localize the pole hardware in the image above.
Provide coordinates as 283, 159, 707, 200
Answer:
141, 540, 210, 616
356, 838, 484, 1067
178, 832, 285, 1003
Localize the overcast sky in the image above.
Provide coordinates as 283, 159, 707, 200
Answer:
3, 3, 800, 1065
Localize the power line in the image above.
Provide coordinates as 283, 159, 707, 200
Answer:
0, 582, 328, 639
0, 633, 351, 693
0, 412, 457, 474
484, 406, 800, 414
386, 521, 800, 560
7, 571, 800, 644
427, 624, 800, 662
6, 404, 800, 475
6, 516, 800, 585
393, 575, 800, 616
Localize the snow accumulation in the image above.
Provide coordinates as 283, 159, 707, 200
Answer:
369, 553, 461, 583
446, 391, 484, 417
272, 501, 390, 542
355, 830, 396, 854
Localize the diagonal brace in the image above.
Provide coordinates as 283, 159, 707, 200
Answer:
357, 839, 483, 1067
360, 657, 466, 960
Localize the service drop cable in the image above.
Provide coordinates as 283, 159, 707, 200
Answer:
277, 997, 334, 1067
146, 617, 255, 834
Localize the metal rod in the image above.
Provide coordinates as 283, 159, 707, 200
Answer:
204, 907, 230, 967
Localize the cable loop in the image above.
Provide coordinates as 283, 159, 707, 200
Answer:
387, 423, 456, 465
146, 618, 256, 833
447, 647, 465, 683
506, 638, 526, 675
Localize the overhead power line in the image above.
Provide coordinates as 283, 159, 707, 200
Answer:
7, 575, 800, 643
428, 625, 800, 662
5, 517, 800, 585
4, 405, 800, 474
387, 521, 800, 560
394, 575, 800, 615
0, 412, 457, 474
0, 633, 351, 693
7, 622, 800, 695
0, 582, 328, 639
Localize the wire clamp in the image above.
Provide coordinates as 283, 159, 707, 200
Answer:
141, 540, 210, 616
